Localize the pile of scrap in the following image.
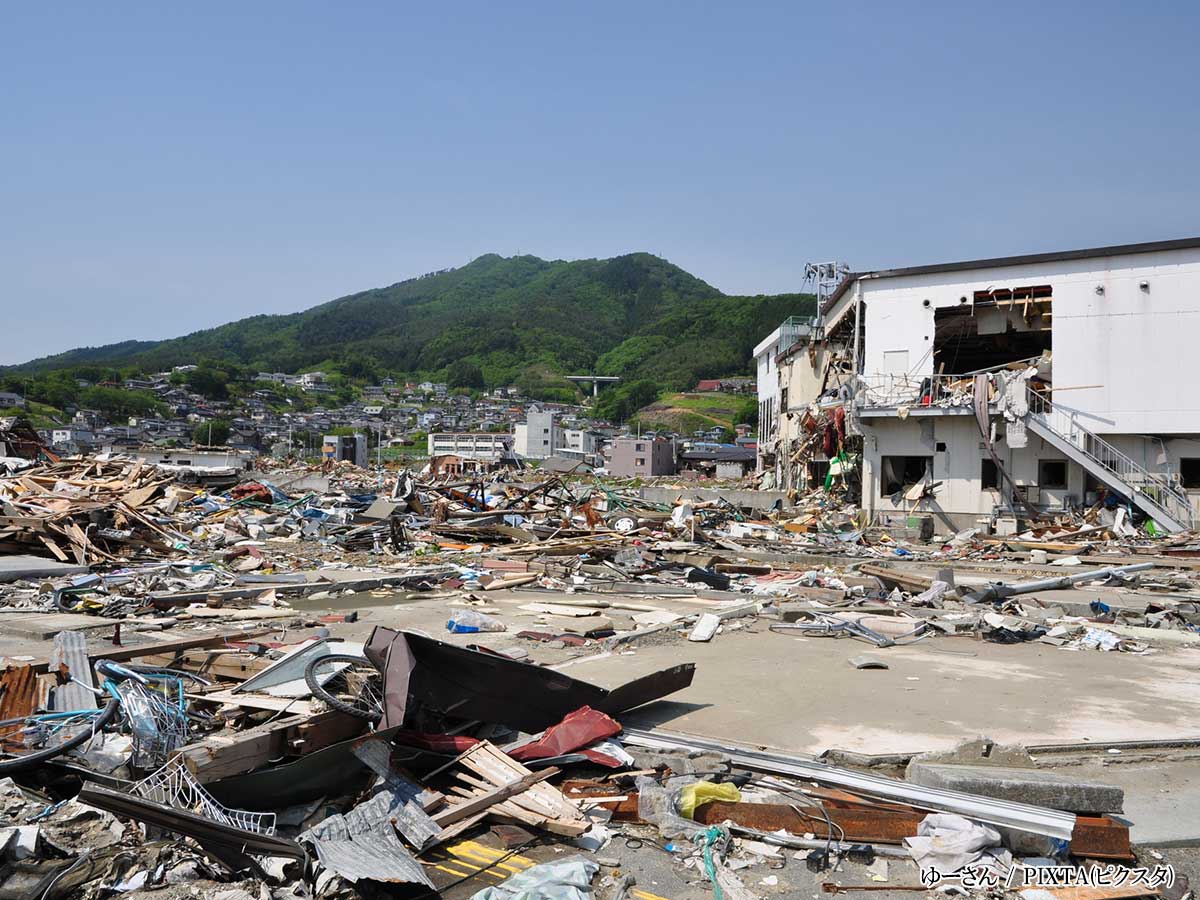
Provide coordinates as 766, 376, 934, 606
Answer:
0, 624, 694, 898
0, 457, 185, 564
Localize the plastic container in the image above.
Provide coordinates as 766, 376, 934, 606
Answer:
446, 610, 507, 634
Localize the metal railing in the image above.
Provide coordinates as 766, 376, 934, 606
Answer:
777, 316, 816, 355
1026, 386, 1193, 526
857, 373, 978, 409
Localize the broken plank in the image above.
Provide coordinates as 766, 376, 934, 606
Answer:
433, 768, 558, 826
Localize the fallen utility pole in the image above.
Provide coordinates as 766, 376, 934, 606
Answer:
963, 562, 1153, 603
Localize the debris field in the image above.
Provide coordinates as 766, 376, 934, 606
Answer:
0, 452, 1197, 899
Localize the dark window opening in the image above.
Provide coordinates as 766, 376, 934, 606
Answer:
981, 458, 998, 489
936, 441, 947, 452
1181, 458, 1200, 489
808, 459, 830, 485
933, 296, 1052, 373
1038, 459, 1068, 490
881, 455, 932, 497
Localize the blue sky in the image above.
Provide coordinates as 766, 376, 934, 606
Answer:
3, 2, 1197, 363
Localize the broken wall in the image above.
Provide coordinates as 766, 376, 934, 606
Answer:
859, 245, 1200, 434
860, 414, 1084, 529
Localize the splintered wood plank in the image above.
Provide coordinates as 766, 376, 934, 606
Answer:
37, 533, 69, 562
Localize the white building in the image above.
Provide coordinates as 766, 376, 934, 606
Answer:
753, 317, 813, 475
513, 407, 563, 459
563, 428, 600, 456
813, 236, 1200, 532
427, 432, 513, 461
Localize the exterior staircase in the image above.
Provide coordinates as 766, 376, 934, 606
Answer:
1024, 386, 1194, 533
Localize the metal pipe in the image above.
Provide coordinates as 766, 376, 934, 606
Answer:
964, 562, 1154, 603
621, 727, 1076, 840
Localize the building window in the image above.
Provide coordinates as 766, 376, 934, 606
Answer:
880, 456, 931, 496
635, 443, 645, 452
635, 457, 646, 466
1038, 459, 1068, 489
981, 458, 999, 490
1181, 458, 1200, 489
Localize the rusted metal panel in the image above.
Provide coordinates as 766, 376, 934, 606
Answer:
694, 800, 924, 844
561, 779, 643, 822
1069, 815, 1134, 861
0, 664, 37, 750
365, 627, 695, 733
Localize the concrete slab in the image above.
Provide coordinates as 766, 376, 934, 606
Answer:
0, 556, 88, 583
561, 628, 1200, 755
0, 613, 122, 641
1041, 757, 1200, 846
905, 761, 1124, 814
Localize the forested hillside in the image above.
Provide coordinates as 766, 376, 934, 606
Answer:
7, 252, 815, 399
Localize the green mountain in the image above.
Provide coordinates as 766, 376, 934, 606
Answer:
7, 252, 815, 394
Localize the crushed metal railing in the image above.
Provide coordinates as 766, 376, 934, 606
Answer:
133, 757, 277, 835
856, 373, 977, 409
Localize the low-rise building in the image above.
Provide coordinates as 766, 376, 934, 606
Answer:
756, 235, 1200, 532
427, 432, 513, 462
605, 437, 675, 477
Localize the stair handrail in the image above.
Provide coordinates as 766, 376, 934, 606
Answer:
1025, 385, 1192, 524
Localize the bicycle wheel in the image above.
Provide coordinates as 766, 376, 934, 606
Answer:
304, 654, 383, 721
0, 696, 120, 775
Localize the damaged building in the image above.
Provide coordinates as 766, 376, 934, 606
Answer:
759, 236, 1200, 533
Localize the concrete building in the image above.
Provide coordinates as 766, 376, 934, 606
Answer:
605, 437, 675, 477
514, 407, 563, 460
322, 433, 368, 467
563, 428, 601, 457
753, 317, 813, 475
427, 432, 513, 462
770, 236, 1200, 532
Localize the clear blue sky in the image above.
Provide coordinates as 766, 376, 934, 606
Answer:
3, 2, 1197, 364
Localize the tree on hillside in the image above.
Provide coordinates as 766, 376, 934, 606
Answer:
193, 419, 231, 446
735, 398, 758, 429
594, 379, 661, 423
446, 360, 485, 390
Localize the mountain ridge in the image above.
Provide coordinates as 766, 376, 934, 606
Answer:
6, 252, 815, 393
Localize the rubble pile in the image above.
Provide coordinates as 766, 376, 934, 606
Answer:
0, 452, 1194, 897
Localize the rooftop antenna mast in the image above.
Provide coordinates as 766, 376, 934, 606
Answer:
803, 261, 850, 331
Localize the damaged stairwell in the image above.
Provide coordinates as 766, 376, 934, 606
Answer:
1024, 385, 1194, 533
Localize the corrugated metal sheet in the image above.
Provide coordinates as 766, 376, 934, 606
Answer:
351, 737, 442, 847
49, 631, 97, 713
302, 791, 433, 886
